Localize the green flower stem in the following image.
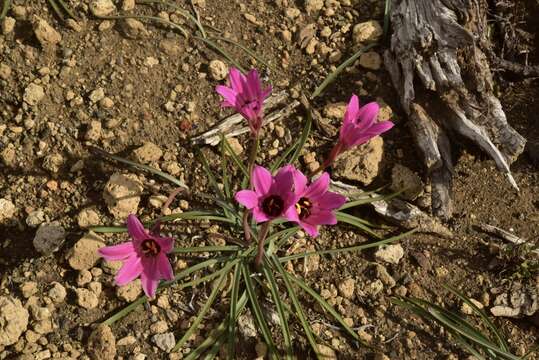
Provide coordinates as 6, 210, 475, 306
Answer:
255, 221, 271, 267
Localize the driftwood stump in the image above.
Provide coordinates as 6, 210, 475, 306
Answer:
384, 0, 526, 219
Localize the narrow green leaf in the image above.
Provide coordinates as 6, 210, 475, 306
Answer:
89, 146, 188, 189
339, 191, 402, 210
196, 36, 246, 73
215, 36, 273, 72
383, 0, 391, 40
262, 264, 293, 358
443, 284, 509, 351
288, 111, 312, 165
175, 260, 238, 291
196, 147, 225, 198
286, 274, 361, 344
95, 14, 189, 37
220, 135, 231, 200
241, 262, 279, 359
271, 256, 321, 359
202, 333, 227, 360
311, 43, 377, 99
102, 296, 148, 326
137, 0, 206, 37
172, 261, 234, 352
0, 0, 11, 21
47, 0, 64, 20
279, 229, 415, 262
227, 263, 242, 358
55, 0, 78, 19
335, 212, 380, 238
172, 245, 240, 254
222, 137, 249, 179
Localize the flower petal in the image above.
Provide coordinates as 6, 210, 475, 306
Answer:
251, 166, 272, 195
156, 236, 174, 254
307, 210, 337, 225
140, 272, 159, 298
98, 242, 135, 261
252, 206, 270, 223
292, 167, 308, 195
343, 94, 360, 126
246, 69, 261, 99
355, 102, 380, 130
317, 192, 347, 210
235, 190, 259, 209
126, 214, 148, 245
283, 205, 300, 223
365, 120, 394, 136
115, 255, 143, 286
215, 85, 237, 108
229, 68, 245, 94
272, 165, 294, 195
300, 221, 319, 237
156, 253, 174, 281
304, 173, 330, 199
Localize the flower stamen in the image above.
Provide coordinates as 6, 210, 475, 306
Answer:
141, 239, 161, 257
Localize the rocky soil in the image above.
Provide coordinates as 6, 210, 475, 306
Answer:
1, 0, 538, 359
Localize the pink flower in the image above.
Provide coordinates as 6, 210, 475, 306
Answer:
339, 94, 394, 150
290, 167, 347, 237
98, 214, 174, 298
322, 95, 394, 170
215, 68, 272, 135
235, 165, 299, 223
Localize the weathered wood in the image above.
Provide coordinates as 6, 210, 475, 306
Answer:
385, 0, 527, 218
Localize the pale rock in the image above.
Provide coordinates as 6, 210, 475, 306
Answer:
461, 299, 484, 315
375, 264, 396, 287
132, 142, 163, 164
305, 0, 324, 13
88, 281, 102, 296
33, 319, 53, 334
67, 232, 105, 270
26, 210, 45, 227
353, 20, 383, 45
375, 244, 404, 265
116, 279, 142, 302
359, 51, 382, 70
102, 259, 122, 274
226, 137, 244, 155
122, 0, 135, 11
358, 329, 373, 343
149, 195, 168, 209
34, 350, 51, 360
390, 164, 423, 201
77, 208, 101, 228
338, 278, 355, 299
159, 39, 182, 56
66, 19, 83, 32
367, 279, 384, 296
316, 344, 337, 359
238, 313, 257, 338
30, 306, 51, 321
77, 270, 92, 286
0, 63, 12, 80
90, 0, 116, 17
0, 296, 29, 346
87, 324, 116, 360
103, 173, 143, 219
33, 16, 61, 47
2, 17, 15, 34
42, 153, 64, 173
89, 88, 105, 103
208, 59, 228, 81
20, 282, 38, 298
75, 288, 99, 309
122, 18, 149, 38
33, 222, 66, 255
0, 198, 16, 223
48, 282, 67, 303
490, 305, 520, 318
100, 97, 114, 109
285, 7, 300, 19
145, 56, 159, 67
150, 320, 168, 334
24, 83, 45, 105
85, 120, 102, 141
117, 335, 136, 346
152, 332, 175, 352
333, 137, 384, 185
323, 102, 347, 119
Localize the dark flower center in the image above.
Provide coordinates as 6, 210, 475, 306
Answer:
261, 195, 284, 217
140, 239, 161, 257
295, 197, 312, 220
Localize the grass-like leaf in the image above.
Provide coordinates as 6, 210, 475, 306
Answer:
196, 35, 246, 73
172, 245, 240, 253
262, 263, 294, 358
89, 146, 188, 189
220, 135, 231, 200
279, 229, 415, 262
96, 14, 189, 37
137, 0, 207, 37
227, 263, 242, 358
270, 112, 312, 172
383, 0, 391, 40
215, 36, 273, 72
222, 137, 249, 179
172, 260, 234, 352
285, 273, 362, 345
339, 191, 402, 210
311, 43, 377, 99
335, 211, 381, 238
271, 255, 321, 359
443, 284, 509, 351
393, 297, 522, 360
287, 109, 312, 165
241, 261, 279, 359
1, 0, 10, 20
